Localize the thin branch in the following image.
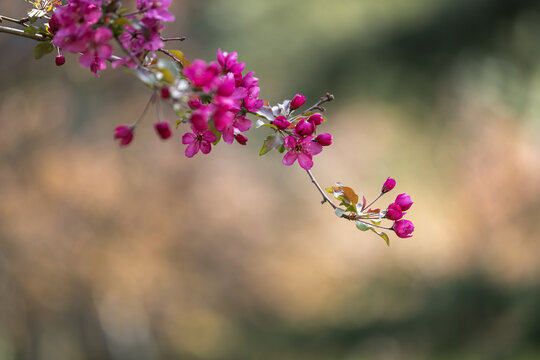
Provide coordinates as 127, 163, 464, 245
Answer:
0, 25, 47, 41
0, 15, 29, 26
158, 48, 184, 67
301, 92, 334, 115
306, 169, 337, 209
161, 36, 186, 42
364, 192, 384, 211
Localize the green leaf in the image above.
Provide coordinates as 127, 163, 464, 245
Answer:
370, 228, 390, 246
277, 144, 286, 153
335, 208, 346, 218
259, 133, 283, 156
34, 41, 54, 59
355, 221, 372, 231
24, 26, 39, 35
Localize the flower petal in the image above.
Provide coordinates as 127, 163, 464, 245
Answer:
182, 132, 196, 144
185, 141, 200, 158
200, 140, 212, 154
284, 136, 297, 149
298, 152, 314, 170
282, 150, 298, 166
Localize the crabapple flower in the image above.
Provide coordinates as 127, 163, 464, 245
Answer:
307, 113, 324, 126
183, 60, 220, 91
290, 94, 306, 110
272, 116, 290, 130
182, 126, 217, 158
315, 133, 332, 146
385, 203, 403, 220
294, 119, 315, 137
381, 177, 396, 193
395, 193, 413, 211
217, 49, 245, 75
55, 55, 65, 66
282, 135, 323, 170
393, 219, 415, 238
137, 0, 175, 22
78, 27, 113, 76
114, 125, 134, 146
154, 122, 172, 140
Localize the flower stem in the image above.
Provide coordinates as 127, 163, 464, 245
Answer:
364, 192, 384, 211
306, 169, 337, 209
300, 92, 334, 115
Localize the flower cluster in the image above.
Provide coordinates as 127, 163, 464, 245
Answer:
179, 49, 264, 157
49, 0, 112, 75
380, 178, 415, 238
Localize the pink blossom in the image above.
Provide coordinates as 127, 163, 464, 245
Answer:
78, 27, 113, 76
395, 193, 413, 211
290, 94, 306, 110
315, 133, 332, 146
282, 135, 323, 170
307, 113, 323, 126
217, 49, 245, 75
189, 107, 211, 132
137, 0, 175, 22
222, 115, 252, 144
183, 60, 220, 91
294, 119, 315, 137
385, 203, 403, 220
381, 177, 396, 193
393, 219, 414, 238
154, 122, 172, 140
114, 125, 134, 146
182, 126, 217, 158
55, 55, 65, 66
160, 87, 170, 99
273, 116, 290, 130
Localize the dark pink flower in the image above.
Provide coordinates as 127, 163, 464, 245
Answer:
78, 27, 113, 76
381, 177, 396, 193
395, 193, 413, 211
386, 203, 403, 220
188, 98, 202, 109
222, 115, 251, 144
273, 116, 290, 130
315, 133, 332, 146
242, 85, 264, 112
160, 87, 170, 99
154, 122, 172, 140
183, 60, 220, 91
182, 126, 217, 158
294, 119, 315, 137
393, 219, 414, 238
55, 55, 65, 66
290, 94, 306, 110
282, 135, 323, 170
216, 49, 245, 75
114, 125, 134, 146
307, 113, 323, 126
137, 0, 175, 22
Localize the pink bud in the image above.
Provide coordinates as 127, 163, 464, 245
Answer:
188, 98, 201, 109
55, 55, 65, 66
395, 193, 413, 211
307, 113, 323, 126
273, 115, 291, 130
381, 177, 396, 193
160, 87, 170, 99
114, 125, 134, 146
290, 94, 306, 110
154, 122, 172, 140
315, 133, 332, 146
294, 119, 314, 136
235, 133, 248, 145
385, 203, 403, 220
392, 219, 414, 238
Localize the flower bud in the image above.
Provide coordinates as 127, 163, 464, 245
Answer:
395, 193, 413, 211
154, 122, 172, 140
315, 133, 332, 146
273, 115, 290, 130
385, 203, 403, 220
290, 94, 306, 110
381, 177, 396, 193
294, 119, 314, 136
235, 133, 248, 145
160, 87, 170, 99
392, 219, 414, 238
187, 98, 201, 109
55, 55, 65, 66
307, 113, 323, 126
114, 125, 134, 146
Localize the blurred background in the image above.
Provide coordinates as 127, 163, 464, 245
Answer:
1, 0, 540, 359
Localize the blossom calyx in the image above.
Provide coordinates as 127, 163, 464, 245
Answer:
315, 133, 332, 146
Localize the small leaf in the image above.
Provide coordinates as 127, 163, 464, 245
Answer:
362, 195, 367, 211
325, 187, 334, 194
355, 221, 372, 231
370, 228, 390, 246
259, 134, 283, 156
169, 50, 191, 66
24, 26, 39, 35
335, 208, 346, 218
255, 119, 266, 128
330, 185, 358, 204
277, 144, 286, 153
34, 41, 53, 59
255, 105, 275, 122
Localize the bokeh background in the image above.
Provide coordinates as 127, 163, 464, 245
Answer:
1, 0, 540, 359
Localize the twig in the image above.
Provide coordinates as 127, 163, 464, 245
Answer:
306, 169, 337, 209
364, 192, 384, 211
301, 92, 334, 115
0, 25, 47, 41
161, 36, 186, 42
0, 15, 30, 26
158, 48, 184, 67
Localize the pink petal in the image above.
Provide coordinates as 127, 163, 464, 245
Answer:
182, 132, 196, 144
202, 130, 217, 143
307, 141, 323, 155
282, 150, 298, 166
185, 142, 200, 158
200, 140, 212, 154
284, 136, 297, 149
222, 125, 234, 144
298, 152, 314, 170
